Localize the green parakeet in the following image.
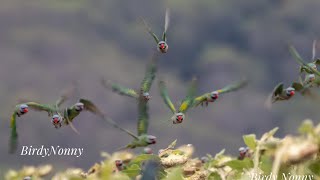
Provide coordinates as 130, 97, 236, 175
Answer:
101, 53, 158, 101
158, 77, 197, 124
289, 41, 320, 76
101, 96, 156, 149
265, 83, 295, 108
193, 79, 248, 107
291, 74, 320, 97
9, 89, 73, 153
141, 9, 170, 53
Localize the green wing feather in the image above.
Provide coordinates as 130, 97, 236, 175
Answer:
102, 115, 138, 140
140, 17, 160, 44
101, 78, 139, 99
289, 45, 320, 76
159, 80, 176, 114
291, 82, 304, 92
140, 53, 158, 93
137, 98, 149, 136
9, 111, 18, 153
313, 59, 320, 66
178, 77, 197, 113
273, 83, 284, 96
79, 99, 104, 116
193, 93, 209, 107
162, 8, 170, 41
25, 102, 55, 112
55, 83, 76, 107
216, 79, 248, 94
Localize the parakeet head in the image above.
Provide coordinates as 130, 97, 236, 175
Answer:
51, 114, 63, 128
208, 91, 219, 102
285, 87, 295, 97
307, 74, 316, 83
146, 135, 157, 144
19, 104, 29, 114
308, 63, 317, 70
143, 147, 153, 154
115, 160, 123, 168
143, 92, 151, 101
172, 113, 184, 124
157, 41, 168, 53
201, 156, 209, 163
75, 102, 84, 111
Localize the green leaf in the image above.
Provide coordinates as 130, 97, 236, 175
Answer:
243, 134, 257, 150
308, 160, 320, 176
164, 167, 184, 180
208, 172, 222, 180
128, 154, 160, 166
225, 158, 253, 171
121, 164, 140, 178
299, 120, 314, 135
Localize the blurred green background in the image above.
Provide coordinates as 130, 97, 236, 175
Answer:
1, 0, 320, 176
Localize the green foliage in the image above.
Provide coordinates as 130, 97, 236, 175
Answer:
5, 119, 320, 180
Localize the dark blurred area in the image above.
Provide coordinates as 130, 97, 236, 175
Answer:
1, 0, 320, 176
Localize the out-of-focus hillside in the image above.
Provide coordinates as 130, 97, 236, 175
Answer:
1, 0, 320, 177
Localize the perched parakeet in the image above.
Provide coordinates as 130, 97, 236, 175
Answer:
101, 96, 156, 149
9, 90, 72, 153
101, 52, 158, 101
289, 41, 320, 76
193, 79, 248, 107
158, 77, 197, 124
141, 9, 170, 53
265, 83, 295, 108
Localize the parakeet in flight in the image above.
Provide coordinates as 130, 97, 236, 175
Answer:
265, 82, 295, 108
289, 41, 320, 76
158, 77, 197, 124
141, 9, 170, 53
193, 79, 248, 107
101, 53, 158, 102
101, 96, 156, 149
291, 74, 320, 98
9, 89, 73, 153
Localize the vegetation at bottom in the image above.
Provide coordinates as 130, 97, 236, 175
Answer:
4, 119, 320, 180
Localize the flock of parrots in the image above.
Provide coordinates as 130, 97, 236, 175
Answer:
9, 9, 320, 156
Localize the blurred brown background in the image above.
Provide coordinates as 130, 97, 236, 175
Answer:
1, 0, 320, 176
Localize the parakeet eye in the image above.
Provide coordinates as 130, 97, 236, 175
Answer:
19, 104, 29, 113
143, 147, 153, 154
286, 87, 295, 96
52, 114, 62, 124
147, 135, 157, 144
143, 92, 151, 100
75, 102, 84, 111
115, 160, 123, 167
210, 91, 219, 101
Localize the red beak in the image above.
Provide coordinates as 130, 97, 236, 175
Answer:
290, 91, 295, 96
160, 44, 165, 49
53, 118, 59, 123
23, 108, 29, 113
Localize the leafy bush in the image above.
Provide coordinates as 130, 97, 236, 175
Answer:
5, 119, 320, 180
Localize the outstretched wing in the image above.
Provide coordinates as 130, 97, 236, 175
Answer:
264, 83, 283, 109
179, 77, 197, 113
217, 79, 248, 94
140, 53, 159, 94
9, 111, 18, 153
101, 78, 139, 99
137, 98, 149, 136
25, 102, 54, 113
140, 17, 160, 44
162, 8, 170, 41
289, 45, 320, 76
103, 115, 138, 140
79, 99, 104, 116
159, 80, 176, 114
193, 93, 210, 107
55, 82, 77, 108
